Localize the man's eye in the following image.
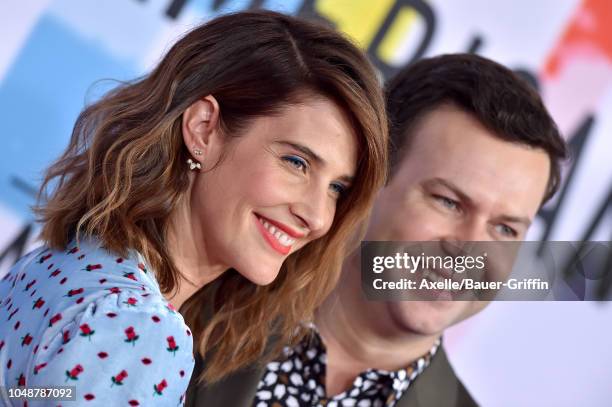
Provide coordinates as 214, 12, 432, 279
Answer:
283, 155, 308, 172
434, 195, 459, 211
496, 224, 518, 238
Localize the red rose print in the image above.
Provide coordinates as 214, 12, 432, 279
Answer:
124, 272, 137, 281
60, 277, 68, 285
49, 313, 62, 327
62, 330, 70, 344
21, 333, 33, 346
111, 369, 128, 386
106, 312, 117, 318
124, 326, 139, 345
153, 379, 168, 396
166, 336, 179, 356
33, 363, 47, 375
84, 394, 95, 401
124, 297, 138, 307
83, 264, 102, 272
24, 280, 36, 291
151, 315, 160, 323
32, 297, 45, 309
116, 257, 124, 263
17, 373, 25, 386
141, 357, 152, 365
65, 364, 84, 381
98, 352, 108, 359
108, 287, 121, 294
38, 253, 52, 263
76, 297, 84, 304
179, 370, 185, 377
128, 400, 139, 406
99, 278, 107, 284
50, 269, 61, 277
80, 323, 95, 340
65, 288, 84, 297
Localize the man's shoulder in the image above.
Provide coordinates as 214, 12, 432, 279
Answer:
186, 343, 480, 407
397, 345, 479, 407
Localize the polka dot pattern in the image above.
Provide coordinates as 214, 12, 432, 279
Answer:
254, 330, 439, 407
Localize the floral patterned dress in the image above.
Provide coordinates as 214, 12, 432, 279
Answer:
0, 237, 194, 406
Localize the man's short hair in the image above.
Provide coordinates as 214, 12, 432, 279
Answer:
385, 53, 568, 204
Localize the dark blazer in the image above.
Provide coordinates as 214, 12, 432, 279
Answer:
185, 344, 478, 407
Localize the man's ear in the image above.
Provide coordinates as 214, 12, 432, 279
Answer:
182, 95, 221, 161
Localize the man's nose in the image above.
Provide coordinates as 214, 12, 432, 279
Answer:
445, 218, 490, 242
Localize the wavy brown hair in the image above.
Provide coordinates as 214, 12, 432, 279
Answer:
35, 11, 388, 382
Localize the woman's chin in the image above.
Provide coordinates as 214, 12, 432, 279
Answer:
238, 266, 281, 286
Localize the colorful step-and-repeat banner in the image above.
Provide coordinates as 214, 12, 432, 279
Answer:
1, 1, 611, 405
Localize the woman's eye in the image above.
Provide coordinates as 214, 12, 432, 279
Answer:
283, 155, 308, 172
434, 195, 459, 211
496, 224, 518, 238
329, 182, 347, 196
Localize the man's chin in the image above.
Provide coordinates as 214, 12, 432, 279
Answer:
386, 300, 467, 336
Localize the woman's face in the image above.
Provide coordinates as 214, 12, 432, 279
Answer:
189, 97, 358, 285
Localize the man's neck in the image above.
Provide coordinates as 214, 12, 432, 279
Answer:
315, 255, 440, 396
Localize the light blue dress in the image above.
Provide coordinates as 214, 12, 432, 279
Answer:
0, 237, 194, 406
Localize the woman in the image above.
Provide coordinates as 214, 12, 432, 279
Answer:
0, 10, 387, 406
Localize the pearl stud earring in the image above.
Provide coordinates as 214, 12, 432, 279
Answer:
187, 158, 201, 171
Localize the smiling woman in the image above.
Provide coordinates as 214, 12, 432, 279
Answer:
0, 10, 387, 406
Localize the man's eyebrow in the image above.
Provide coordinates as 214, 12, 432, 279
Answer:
497, 214, 532, 227
276, 140, 354, 184
424, 178, 474, 207
425, 177, 532, 226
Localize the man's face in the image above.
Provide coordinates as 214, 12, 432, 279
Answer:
365, 104, 551, 335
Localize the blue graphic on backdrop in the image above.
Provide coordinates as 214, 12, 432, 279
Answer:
0, 14, 136, 219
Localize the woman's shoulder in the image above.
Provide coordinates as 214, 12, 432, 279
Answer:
0, 238, 194, 405
22, 285, 194, 405
5, 236, 162, 296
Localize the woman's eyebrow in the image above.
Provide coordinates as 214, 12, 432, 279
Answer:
276, 140, 355, 184
275, 140, 323, 164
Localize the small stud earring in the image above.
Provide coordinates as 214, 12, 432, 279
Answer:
187, 158, 201, 171
194, 148, 202, 156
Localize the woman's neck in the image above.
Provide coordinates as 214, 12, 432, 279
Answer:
164, 200, 228, 309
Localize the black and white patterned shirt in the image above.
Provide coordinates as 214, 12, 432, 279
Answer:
253, 329, 440, 407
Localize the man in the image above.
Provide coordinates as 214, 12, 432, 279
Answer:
186, 53, 567, 406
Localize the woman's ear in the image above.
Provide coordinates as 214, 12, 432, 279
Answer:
182, 95, 221, 161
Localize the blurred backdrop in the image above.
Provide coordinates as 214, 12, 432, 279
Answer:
0, 1, 610, 405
